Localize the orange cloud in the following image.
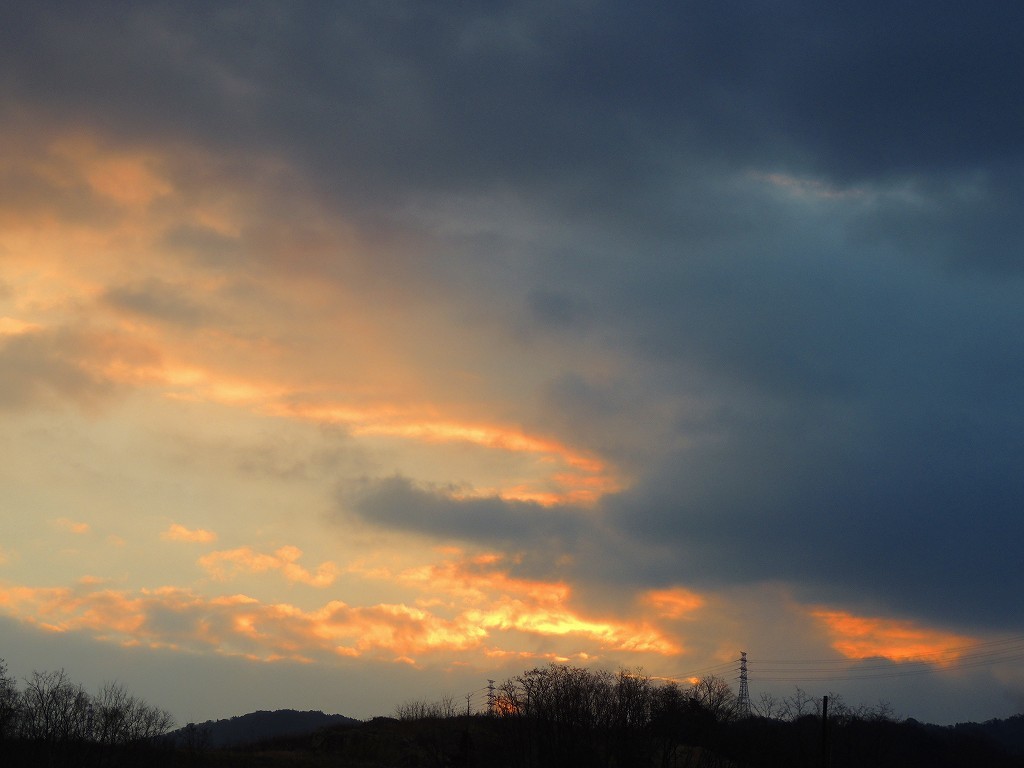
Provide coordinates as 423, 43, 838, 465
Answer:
1, 543, 692, 666
0, 317, 41, 336
385, 554, 573, 607
0, 583, 146, 637
3, 327, 619, 508
642, 587, 705, 619
199, 546, 338, 588
0, 581, 495, 663
46, 135, 173, 208
53, 518, 91, 535
161, 524, 218, 544
0, 573, 682, 667
272, 401, 623, 506
812, 609, 976, 665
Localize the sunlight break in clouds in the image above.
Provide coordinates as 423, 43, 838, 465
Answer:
813, 609, 977, 665
353, 551, 685, 657
0, 568, 683, 665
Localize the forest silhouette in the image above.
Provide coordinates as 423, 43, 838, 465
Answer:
2, 657, 1023, 767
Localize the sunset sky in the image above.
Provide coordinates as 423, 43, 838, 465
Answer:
3, 2, 1024, 726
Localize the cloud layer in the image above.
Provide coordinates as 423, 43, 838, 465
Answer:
2, 0, 1023, 724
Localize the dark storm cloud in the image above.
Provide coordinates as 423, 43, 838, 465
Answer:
6, 0, 1023, 634
577, 184, 1024, 629
596, 266, 1024, 628
4, 2, 1022, 204
604, 387, 1024, 623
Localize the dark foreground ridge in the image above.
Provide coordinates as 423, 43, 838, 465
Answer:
146, 709, 1024, 768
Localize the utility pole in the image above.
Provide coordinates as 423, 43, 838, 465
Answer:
821, 694, 830, 768
487, 679, 496, 715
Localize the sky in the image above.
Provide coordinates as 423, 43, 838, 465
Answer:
2, 1, 1024, 727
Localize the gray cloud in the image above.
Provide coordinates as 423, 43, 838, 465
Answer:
342, 475, 586, 551
102, 279, 218, 328
0, 329, 135, 410
849, 171, 1024, 274
160, 225, 244, 268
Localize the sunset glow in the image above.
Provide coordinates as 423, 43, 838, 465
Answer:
3, 2, 1022, 728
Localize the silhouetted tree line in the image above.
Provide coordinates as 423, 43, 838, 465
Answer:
395, 693, 462, 721
392, 664, 1024, 768
0, 657, 173, 767
5, 654, 1021, 767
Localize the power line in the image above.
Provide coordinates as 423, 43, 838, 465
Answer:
755, 642, 1024, 671
750, 635, 1024, 684
666, 659, 738, 681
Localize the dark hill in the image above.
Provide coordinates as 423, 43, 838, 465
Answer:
169, 709, 359, 748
